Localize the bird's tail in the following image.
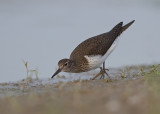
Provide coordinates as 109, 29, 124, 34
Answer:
109, 20, 135, 38
120, 20, 135, 35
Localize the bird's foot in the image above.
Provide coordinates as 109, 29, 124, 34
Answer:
91, 67, 111, 80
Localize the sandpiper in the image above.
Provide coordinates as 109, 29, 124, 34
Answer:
51, 20, 135, 80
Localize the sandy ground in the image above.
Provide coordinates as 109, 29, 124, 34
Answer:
0, 65, 160, 114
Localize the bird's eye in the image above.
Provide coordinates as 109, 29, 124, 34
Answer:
64, 62, 68, 66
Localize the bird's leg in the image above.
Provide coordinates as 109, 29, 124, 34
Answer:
100, 62, 110, 79
91, 62, 110, 80
91, 67, 104, 80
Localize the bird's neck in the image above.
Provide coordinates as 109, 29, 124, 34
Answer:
69, 59, 80, 73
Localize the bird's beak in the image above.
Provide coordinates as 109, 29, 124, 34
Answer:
51, 68, 61, 78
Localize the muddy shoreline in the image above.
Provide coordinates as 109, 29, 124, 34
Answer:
0, 65, 159, 114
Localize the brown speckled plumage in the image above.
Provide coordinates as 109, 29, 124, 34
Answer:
69, 20, 135, 72
51, 20, 135, 78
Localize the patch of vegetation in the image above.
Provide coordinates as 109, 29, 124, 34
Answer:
23, 60, 39, 83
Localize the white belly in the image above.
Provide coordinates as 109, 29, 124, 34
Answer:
84, 38, 119, 70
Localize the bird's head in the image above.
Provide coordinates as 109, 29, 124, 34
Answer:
51, 59, 73, 78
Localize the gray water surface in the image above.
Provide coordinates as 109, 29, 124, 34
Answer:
0, 0, 160, 82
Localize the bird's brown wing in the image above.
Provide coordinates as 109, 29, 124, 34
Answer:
70, 33, 115, 60
70, 20, 135, 61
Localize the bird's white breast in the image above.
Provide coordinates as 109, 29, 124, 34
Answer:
84, 38, 119, 70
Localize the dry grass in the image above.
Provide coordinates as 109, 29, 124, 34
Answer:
0, 65, 160, 114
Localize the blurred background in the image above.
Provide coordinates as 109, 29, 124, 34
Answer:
0, 0, 160, 82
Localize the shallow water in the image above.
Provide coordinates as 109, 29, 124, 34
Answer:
0, 0, 160, 82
